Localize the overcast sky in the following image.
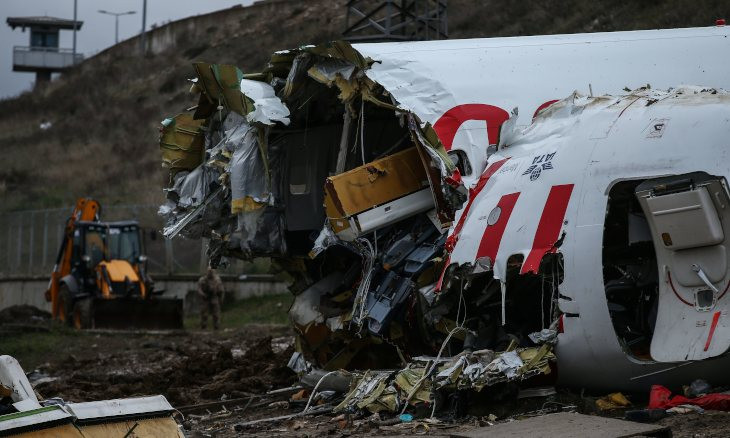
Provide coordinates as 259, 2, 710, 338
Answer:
1, 0, 255, 99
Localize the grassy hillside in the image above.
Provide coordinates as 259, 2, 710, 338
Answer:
1, 0, 728, 212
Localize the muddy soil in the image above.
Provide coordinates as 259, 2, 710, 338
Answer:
656, 411, 730, 438
32, 325, 296, 407
9, 320, 729, 437
0, 305, 50, 325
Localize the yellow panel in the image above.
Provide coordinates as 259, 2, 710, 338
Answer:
99, 260, 139, 283
323, 192, 351, 234
10, 423, 84, 438
78, 417, 184, 438
159, 113, 205, 174
324, 147, 428, 220
192, 63, 252, 117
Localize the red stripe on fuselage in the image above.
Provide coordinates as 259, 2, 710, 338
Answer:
476, 193, 521, 264
705, 311, 722, 352
445, 158, 509, 252
521, 184, 574, 274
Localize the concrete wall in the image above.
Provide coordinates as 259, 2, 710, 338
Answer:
0, 275, 288, 316
0, 279, 51, 312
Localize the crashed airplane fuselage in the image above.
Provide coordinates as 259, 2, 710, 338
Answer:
158, 25, 730, 392
446, 88, 730, 391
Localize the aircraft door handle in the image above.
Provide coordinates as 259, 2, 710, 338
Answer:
692, 264, 719, 294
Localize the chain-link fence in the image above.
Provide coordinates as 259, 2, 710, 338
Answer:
0, 205, 261, 278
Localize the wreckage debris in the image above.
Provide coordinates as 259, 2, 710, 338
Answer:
156, 42, 564, 382
596, 392, 632, 411
648, 384, 730, 412
334, 345, 555, 415
0, 355, 183, 437
155, 31, 730, 414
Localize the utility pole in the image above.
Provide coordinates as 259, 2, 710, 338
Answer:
72, 0, 78, 63
98, 9, 136, 44
140, 0, 147, 56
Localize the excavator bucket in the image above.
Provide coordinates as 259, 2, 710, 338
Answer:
86, 297, 184, 330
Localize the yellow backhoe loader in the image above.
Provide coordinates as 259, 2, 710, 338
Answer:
45, 198, 183, 329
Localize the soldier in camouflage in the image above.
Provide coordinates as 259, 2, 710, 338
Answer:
198, 268, 224, 330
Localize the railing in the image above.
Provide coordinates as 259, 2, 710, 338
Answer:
12, 46, 84, 70
0, 205, 266, 279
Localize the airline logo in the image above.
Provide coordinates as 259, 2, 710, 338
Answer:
522, 152, 557, 181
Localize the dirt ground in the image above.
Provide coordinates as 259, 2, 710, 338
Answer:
28, 326, 296, 407
3, 306, 730, 437
657, 411, 730, 438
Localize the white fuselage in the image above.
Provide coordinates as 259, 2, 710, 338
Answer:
448, 89, 730, 391
351, 26, 730, 390
355, 25, 730, 188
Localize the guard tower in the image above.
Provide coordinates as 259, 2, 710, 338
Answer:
7, 16, 84, 86
343, 0, 447, 42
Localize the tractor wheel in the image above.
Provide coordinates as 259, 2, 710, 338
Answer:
72, 298, 93, 330
58, 284, 73, 326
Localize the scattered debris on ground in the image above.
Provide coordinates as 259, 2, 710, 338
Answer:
2, 322, 730, 436
1, 354, 183, 437
143, 32, 730, 436
31, 325, 296, 407
0, 305, 50, 325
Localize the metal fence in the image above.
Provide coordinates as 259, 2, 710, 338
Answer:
0, 204, 259, 278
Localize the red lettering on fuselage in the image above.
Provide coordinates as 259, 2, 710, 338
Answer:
434, 100, 560, 151
433, 104, 510, 150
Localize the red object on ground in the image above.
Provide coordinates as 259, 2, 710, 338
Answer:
717, 18, 726, 26
649, 385, 730, 411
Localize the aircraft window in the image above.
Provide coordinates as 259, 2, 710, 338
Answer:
448, 150, 472, 176
602, 180, 659, 361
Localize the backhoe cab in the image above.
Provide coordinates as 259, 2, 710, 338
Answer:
46, 198, 183, 329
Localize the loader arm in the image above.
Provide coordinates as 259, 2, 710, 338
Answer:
46, 198, 101, 320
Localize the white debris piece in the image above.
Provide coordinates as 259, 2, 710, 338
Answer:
529, 328, 558, 345
239, 79, 290, 125
490, 350, 524, 379
0, 355, 41, 411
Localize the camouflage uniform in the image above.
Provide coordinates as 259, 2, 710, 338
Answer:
198, 268, 223, 330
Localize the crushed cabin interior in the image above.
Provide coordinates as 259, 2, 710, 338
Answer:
269, 61, 563, 369
274, 84, 409, 257
160, 54, 571, 371
263, 58, 568, 367
261, 57, 455, 369
436, 252, 564, 355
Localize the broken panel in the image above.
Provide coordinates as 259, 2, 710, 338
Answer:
324, 147, 432, 239
159, 113, 205, 176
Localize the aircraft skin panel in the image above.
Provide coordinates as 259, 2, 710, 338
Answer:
520, 184, 574, 275
445, 88, 730, 390
355, 26, 730, 189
